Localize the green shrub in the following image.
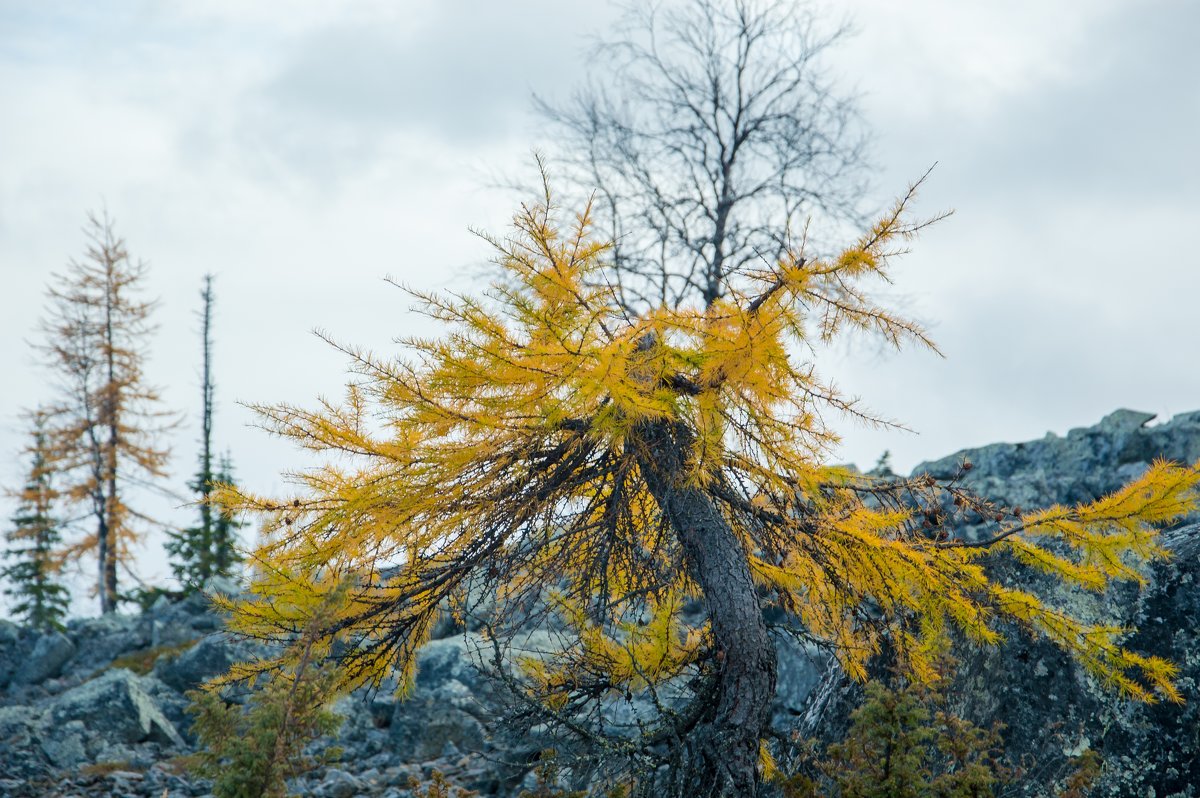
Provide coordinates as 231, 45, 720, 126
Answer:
185, 660, 343, 798
782, 682, 1011, 798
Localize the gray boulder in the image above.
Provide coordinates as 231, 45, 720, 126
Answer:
40, 719, 87, 768
13, 631, 75, 685
771, 633, 825, 727
319, 768, 365, 798
0, 620, 22, 687
202, 574, 243, 599
49, 669, 184, 747
0, 619, 20, 646
412, 635, 490, 692
146, 591, 222, 648
389, 688, 487, 762
385, 636, 493, 761
64, 613, 148, 676
153, 634, 245, 693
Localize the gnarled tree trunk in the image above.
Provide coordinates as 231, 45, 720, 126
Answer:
634, 418, 776, 798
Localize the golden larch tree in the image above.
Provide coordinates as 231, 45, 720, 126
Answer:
216, 177, 1199, 797
38, 212, 175, 614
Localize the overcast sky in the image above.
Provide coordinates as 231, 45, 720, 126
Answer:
2, 0, 1197, 608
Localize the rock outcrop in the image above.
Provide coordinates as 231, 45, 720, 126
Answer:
797, 409, 1200, 797
0, 589, 548, 796
1, 408, 1198, 797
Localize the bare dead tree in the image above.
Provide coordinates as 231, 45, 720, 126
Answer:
536, 0, 871, 313
522, 2, 870, 790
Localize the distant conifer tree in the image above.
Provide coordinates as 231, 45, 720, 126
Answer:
2, 411, 71, 630
168, 275, 243, 590
37, 212, 175, 614
208, 452, 244, 578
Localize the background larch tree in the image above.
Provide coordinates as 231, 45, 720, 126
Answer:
168, 274, 243, 590
38, 213, 174, 614
216, 178, 1199, 797
535, 0, 869, 312
1, 409, 70, 631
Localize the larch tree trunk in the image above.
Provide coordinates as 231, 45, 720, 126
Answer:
633, 417, 776, 798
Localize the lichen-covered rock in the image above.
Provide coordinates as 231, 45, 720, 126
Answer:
62, 614, 148, 678
935, 524, 1200, 797
40, 719, 87, 768
152, 633, 245, 693
13, 632, 76, 685
800, 409, 1200, 798
48, 669, 184, 747
0, 620, 25, 688
913, 408, 1200, 530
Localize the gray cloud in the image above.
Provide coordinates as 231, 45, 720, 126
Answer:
263, 25, 521, 142
247, 2, 618, 167
903, 0, 1200, 205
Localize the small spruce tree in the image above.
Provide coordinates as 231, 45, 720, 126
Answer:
209, 452, 244, 579
2, 411, 71, 630
187, 588, 344, 798
783, 681, 1009, 798
187, 662, 343, 798
169, 452, 245, 591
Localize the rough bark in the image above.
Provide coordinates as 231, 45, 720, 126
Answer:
198, 275, 215, 570
96, 507, 112, 615
102, 268, 120, 613
633, 418, 776, 798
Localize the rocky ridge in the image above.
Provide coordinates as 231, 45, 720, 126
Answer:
1, 408, 1198, 796
798, 408, 1200, 797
